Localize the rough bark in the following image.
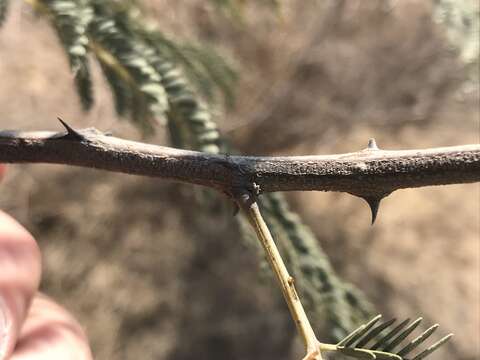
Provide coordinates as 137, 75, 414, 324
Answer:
1, 123, 479, 202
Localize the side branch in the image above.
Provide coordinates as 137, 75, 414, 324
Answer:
1, 123, 479, 201
236, 191, 322, 359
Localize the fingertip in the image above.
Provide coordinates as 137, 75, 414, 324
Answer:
0, 211, 42, 289
0, 212, 41, 359
11, 294, 93, 360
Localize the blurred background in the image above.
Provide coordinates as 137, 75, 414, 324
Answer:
0, 1, 478, 359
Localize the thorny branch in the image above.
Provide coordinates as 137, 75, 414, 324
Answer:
0, 120, 471, 359
1, 121, 479, 219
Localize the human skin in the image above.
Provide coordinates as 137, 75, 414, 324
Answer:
0, 164, 93, 359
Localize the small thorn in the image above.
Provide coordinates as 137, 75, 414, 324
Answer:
367, 138, 379, 150
57, 117, 84, 140
364, 197, 382, 225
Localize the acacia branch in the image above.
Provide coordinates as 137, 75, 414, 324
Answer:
1, 122, 479, 205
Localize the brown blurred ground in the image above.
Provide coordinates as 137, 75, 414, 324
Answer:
0, 1, 479, 359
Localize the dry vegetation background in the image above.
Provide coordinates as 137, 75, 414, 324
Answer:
0, 1, 479, 359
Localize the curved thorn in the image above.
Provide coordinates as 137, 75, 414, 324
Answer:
364, 197, 382, 225
57, 117, 84, 140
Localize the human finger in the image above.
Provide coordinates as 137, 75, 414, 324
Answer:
10, 294, 92, 360
0, 212, 41, 359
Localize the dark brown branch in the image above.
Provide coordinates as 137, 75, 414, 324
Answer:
1, 124, 479, 202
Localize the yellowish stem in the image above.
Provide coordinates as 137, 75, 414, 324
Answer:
240, 198, 322, 359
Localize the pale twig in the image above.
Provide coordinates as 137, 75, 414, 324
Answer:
235, 191, 322, 359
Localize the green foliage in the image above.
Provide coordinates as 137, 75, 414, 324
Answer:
17, 0, 236, 135
88, 3, 169, 132
433, 0, 479, 90
131, 13, 238, 108
433, 0, 479, 65
43, 0, 94, 109
0, 0, 9, 26
156, 60, 222, 153
334, 315, 452, 360
168, 43, 238, 108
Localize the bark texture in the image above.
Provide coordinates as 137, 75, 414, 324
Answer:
1, 124, 479, 201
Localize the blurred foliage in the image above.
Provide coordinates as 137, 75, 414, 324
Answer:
44, 0, 94, 109
433, 0, 479, 87
1, 0, 237, 135
0, 0, 9, 26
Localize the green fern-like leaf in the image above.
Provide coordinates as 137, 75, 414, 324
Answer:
181, 44, 237, 107
156, 60, 221, 153
333, 315, 453, 360
125, 9, 237, 108
88, 3, 169, 133
86, 1, 233, 137
98, 60, 131, 116
141, 33, 222, 104
0, 0, 9, 27
34, 0, 236, 135
42, 0, 94, 109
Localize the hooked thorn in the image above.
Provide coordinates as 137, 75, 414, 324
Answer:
57, 117, 84, 140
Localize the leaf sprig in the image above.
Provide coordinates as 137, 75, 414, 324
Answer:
328, 315, 453, 360
5, 0, 237, 136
